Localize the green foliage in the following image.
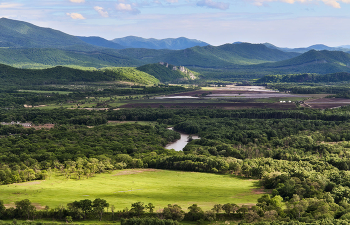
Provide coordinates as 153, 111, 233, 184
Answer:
121, 217, 180, 225
0, 18, 91, 49
102, 67, 159, 85
257, 72, 350, 83
137, 63, 197, 82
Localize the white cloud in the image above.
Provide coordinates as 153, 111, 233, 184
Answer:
0, 3, 22, 8
166, 0, 179, 3
94, 6, 109, 17
197, 0, 229, 10
116, 3, 141, 14
251, 0, 350, 8
66, 13, 86, 19
69, 0, 85, 3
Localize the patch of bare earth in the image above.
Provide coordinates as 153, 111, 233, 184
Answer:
12, 181, 42, 186
121, 103, 296, 110
305, 98, 350, 109
251, 188, 270, 195
112, 169, 160, 176
30, 124, 55, 130
108, 121, 137, 124
4, 203, 45, 210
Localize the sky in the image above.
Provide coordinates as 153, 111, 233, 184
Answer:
0, 0, 350, 47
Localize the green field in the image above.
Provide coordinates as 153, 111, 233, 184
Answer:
0, 169, 264, 211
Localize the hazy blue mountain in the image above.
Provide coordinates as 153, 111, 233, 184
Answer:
262, 43, 350, 53
112, 36, 209, 50
154, 43, 300, 68
0, 18, 95, 50
77, 36, 125, 49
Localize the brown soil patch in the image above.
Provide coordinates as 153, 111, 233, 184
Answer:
12, 181, 42, 186
121, 103, 296, 110
112, 169, 160, 176
251, 188, 270, 195
30, 124, 55, 130
305, 98, 350, 109
4, 203, 45, 210
169, 90, 276, 97
108, 121, 137, 124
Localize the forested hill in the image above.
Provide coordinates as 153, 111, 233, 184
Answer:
112, 36, 209, 50
0, 64, 159, 85
137, 63, 198, 82
0, 18, 95, 50
77, 36, 125, 50
258, 50, 350, 74
256, 72, 350, 83
0, 48, 141, 69
154, 43, 300, 68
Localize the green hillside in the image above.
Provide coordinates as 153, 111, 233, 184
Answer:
258, 50, 350, 74
102, 67, 160, 85
0, 48, 141, 69
0, 63, 159, 86
156, 43, 300, 68
0, 18, 94, 50
137, 63, 198, 82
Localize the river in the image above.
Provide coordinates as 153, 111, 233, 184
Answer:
165, 128, 200, 151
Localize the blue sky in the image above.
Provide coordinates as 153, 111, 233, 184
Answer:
1, 0, 350, 47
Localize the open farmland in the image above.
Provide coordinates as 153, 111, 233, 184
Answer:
120, 102, 297, 109
0, 169, 265, 211
304, 97, 350, 109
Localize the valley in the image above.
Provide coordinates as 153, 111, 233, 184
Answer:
2, 17, 350, 225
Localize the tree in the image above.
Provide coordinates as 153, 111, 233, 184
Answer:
92, 198, 109, 221
145, 203, 155, 213
186, 204, 204, 221
222, 203, 238, 215
0, 200, 5, 219
163, 204, 185, 221
111, 205, 115, 221
79, 199, 92, 220
15, 199, 36, 220
212, 204, 222, 213
131, 202, 145, 217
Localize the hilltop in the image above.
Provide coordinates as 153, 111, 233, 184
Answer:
112, 36, 209, 50
0, 63, 159, 86
258, 50, 350, 74
0, 18, 94, 50
137, 63, 198, 82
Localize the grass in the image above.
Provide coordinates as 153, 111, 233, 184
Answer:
0, 169, 265, 211
18, 90, 73, 94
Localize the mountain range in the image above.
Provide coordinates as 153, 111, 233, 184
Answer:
2, 18, 350, 81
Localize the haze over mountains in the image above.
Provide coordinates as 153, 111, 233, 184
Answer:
1, 18, 350, 80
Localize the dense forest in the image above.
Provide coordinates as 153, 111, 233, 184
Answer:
1, 107, 350, 224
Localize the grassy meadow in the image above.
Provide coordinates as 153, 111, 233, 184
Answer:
0, 169, 264, 211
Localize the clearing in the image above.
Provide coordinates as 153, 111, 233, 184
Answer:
0, 169, 266, 211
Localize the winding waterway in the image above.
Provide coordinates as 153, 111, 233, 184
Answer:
165, 128, 200, 151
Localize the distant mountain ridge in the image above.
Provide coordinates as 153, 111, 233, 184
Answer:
0, 18, 95, 50
255, 49, 350, 74
77, 36, 125, 49
261, 43, 350, 53
112, 36, 209, 50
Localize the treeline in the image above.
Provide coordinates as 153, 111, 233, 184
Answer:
4, 194, 350, 224
256, 72, 350, 83
0, 85, 198, 108
265, 83, 350, 94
